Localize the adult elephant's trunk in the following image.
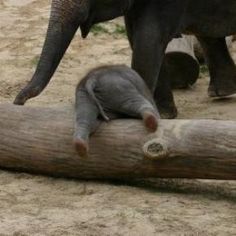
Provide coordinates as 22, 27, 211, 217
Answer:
14, 0, 90, 105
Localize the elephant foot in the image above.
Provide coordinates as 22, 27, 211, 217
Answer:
208, 72, 236, 97
142, 111, 159, 132
157, 101, 178, 119
73, 138, 89, 158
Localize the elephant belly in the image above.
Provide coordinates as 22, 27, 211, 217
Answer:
184, 0, 236, 37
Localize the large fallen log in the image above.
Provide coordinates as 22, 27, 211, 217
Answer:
0, 104, 235, 180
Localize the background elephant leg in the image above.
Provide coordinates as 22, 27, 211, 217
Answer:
126, 18, 166, 92
125, 2, 183, 119
155, 60, 178, 119
197, 36, 236, 97
124, 14, 134, 51
74, 90, 100, 157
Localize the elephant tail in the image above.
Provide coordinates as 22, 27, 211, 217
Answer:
85, 79, 110, 121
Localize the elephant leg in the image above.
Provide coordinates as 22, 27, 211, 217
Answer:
126, 12, 166, 92
155, 59, 177, 119
14, 0, 89, 105
74, 89, 101, 157
115, 93, 159, 132
125, 15, 177, 119
197, 36, 236, 97
125, 2, 183, 119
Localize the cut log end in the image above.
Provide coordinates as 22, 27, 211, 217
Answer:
143, 138, 169, 160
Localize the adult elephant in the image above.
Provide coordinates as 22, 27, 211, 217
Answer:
14, 0, 236, 118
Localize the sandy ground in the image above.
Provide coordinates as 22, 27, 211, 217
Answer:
0, 0, 236, 235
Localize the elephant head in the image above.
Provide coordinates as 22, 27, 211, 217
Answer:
14, 0, 134, 105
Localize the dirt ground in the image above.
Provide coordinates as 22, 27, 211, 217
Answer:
0, 1, 236, 235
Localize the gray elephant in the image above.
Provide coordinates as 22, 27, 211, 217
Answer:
74, 65, 159, 157
14, 0, 236, 118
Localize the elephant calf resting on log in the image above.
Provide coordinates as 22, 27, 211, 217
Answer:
74, 65, 159, 157
13, 0, 236, 119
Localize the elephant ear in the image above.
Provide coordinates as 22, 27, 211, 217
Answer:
80, 0, 135, 39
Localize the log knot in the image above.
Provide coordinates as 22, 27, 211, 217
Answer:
143, 139, 169, 160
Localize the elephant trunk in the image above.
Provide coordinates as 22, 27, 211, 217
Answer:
14, 0, 90, 105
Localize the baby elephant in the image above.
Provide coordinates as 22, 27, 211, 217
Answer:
74, 65, 159, 157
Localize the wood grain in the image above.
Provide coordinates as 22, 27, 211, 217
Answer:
0, 104, 235, 180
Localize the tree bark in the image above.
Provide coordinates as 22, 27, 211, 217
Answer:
0, 104, 235, 180
162, 35, 200, 89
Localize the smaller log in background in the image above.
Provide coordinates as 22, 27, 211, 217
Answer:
162, 35, 200, 89
0, 104, 235, 180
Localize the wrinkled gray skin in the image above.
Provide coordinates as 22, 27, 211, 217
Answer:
74, 65, 159, 157
14, 0, 236, 118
